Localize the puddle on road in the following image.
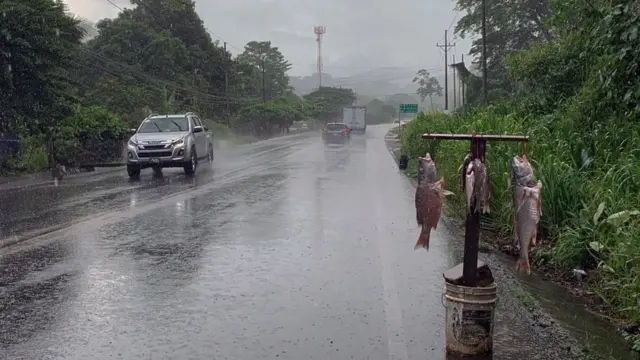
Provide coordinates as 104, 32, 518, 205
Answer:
486, 250, 639, 360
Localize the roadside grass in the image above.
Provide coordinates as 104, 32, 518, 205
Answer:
510, 286, 538, 312
387, 126, 625, 360
0, 136, 50, 176
398, 109, 640, 349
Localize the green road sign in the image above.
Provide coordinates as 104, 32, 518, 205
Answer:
399, 103, 418, 113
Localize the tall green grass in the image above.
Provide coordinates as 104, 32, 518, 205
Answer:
0, 136, 49, 175
401, 108, 640, 324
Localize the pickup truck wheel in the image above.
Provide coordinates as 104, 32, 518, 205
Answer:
207, 144, 214, 164
184, 147, 197, 175
127, 166, 140, 179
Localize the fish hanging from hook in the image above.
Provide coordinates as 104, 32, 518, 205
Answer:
519, 141, 528, 157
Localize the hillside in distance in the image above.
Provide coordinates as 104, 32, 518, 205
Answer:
290, 69, 453, 111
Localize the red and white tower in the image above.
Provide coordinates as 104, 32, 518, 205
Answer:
313, 25, 326, 88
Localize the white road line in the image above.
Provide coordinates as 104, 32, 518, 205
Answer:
373, 160, 409, 360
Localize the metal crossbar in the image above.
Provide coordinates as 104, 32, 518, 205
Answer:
423, 132, 528, 287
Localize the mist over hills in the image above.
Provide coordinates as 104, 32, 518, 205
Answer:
290, 70, 419, 97
290, 69, 456, 111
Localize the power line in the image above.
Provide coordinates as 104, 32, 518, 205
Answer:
71, 58, 262, 106
103, 0, 244, 54
94, 0, 260, 116
73, 47, 266, 107
104, 0, 124, 11
438, 12, 459, 43
79, 48, 226, 99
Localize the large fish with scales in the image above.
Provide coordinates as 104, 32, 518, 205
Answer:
414, 153, 445, 251
511, 155, 542, 274
464, 157, 491, 214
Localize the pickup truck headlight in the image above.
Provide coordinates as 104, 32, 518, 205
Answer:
172, 138, 184, 147
128, 139, 137, 147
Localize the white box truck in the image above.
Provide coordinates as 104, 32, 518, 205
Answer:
342, 106, 367, 134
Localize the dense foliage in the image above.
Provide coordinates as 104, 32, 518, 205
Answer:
364, 99, 397, 125
402, 0, 640, 348
303, 87, 356, 122
0, 0, 352, 174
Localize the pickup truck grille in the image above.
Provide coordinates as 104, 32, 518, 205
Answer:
139, 151, 172, 158
142, 145, 168, 150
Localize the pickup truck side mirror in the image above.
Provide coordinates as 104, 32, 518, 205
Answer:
129, 128, 137, 134
193, 126, 203, 133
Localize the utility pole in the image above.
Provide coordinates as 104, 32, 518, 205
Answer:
461, 54, 465, 107
224, 42, 230, 125
452, 54, 457, 109
481, 0, 488, 104
437, 30, 455, 111
261, 57, 266, 103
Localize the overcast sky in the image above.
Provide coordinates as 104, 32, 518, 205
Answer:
65, 0, 472, 77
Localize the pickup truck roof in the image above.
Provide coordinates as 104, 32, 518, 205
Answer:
148, 113, 196, 119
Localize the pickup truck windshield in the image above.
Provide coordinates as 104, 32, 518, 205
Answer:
138, 117, 189, 133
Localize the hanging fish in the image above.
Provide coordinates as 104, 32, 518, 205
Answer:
464, 158, 491, 214
511, 154, 537, 187
414, 153, 445, 251
460, 152, 473, 191
514, 181, 543, 274
511, 154, 543, 274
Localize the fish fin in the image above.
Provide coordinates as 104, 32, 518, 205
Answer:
515, 258, 531, 275
414, 226, 431, 251
537, 194, 542, 217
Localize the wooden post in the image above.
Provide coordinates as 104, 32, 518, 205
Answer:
422, 133, 528, 286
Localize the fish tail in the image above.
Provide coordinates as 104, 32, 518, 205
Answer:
515, 256, 531, 275
414, 226, 431, 251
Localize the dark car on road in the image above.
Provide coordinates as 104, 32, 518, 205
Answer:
322, 123, 351, 146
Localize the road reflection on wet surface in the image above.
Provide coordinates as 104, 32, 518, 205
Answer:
0, 128, 574, 359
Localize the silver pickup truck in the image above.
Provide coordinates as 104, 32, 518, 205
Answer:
126, 112, 214, 178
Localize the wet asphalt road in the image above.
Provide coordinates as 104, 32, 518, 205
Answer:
1, 126, 567, 360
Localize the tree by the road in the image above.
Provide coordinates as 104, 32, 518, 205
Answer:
412, 69, 443, 110
0, 0, 85, 137
303, 87, 356, 123
0, 0, 352, 175
236, 41, 292, 102
454, 0, 552, 95
398, 0, 640, 347
233, 96, 306, 137
365, 99, 396, 124
78, 1, 227, 123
